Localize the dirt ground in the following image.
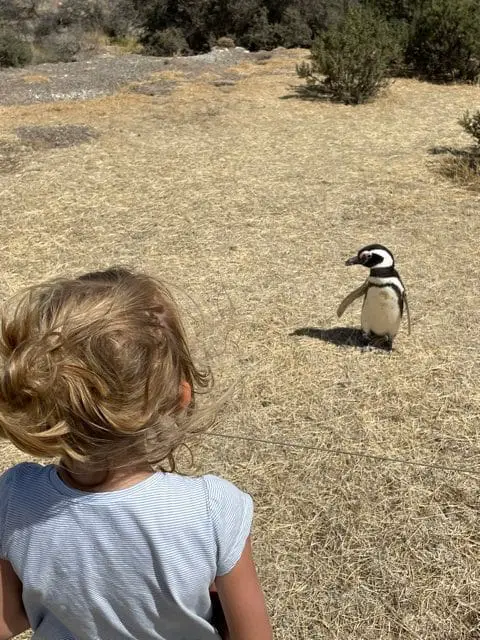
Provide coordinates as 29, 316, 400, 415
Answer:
0, 46, 258, 106
1, 49, 479, 639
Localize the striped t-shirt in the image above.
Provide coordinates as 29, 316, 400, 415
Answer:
0, 462, 253, 640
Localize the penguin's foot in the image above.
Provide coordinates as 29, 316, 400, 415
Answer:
360, 332, 371, 348
361, 333, 393, 352
360, 344, 377, 353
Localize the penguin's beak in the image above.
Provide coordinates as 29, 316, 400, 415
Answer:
345, 256, 360, 266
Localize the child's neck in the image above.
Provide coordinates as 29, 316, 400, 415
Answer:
58, 459, 155, 493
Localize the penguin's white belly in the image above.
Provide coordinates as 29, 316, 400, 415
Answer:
361, 286, 401, 337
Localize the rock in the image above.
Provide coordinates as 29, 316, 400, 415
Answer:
213, 79, 236, 87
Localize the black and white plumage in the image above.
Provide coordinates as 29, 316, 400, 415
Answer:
337, 244, 410, 350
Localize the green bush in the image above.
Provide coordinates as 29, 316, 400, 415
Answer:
138, 0, 351, 54
140, 0, 211, 53
297, 4, 401, 104
216, 36, 236, 48
0, 25, 33, 67
102, 0, 141, 39
364, 0, 415, 23
56, 0, 105, 30
276, 7, 312, 48
35, 13, 59, 38
3, 0, 434, 59
406, 0, 480, 82
206, 0, 264, 40
460, 110, 480, 147
0, 0, 42, 23
35, 0, 139, 41
34, 29, 81, 63
144, 27, 190, 57
238, 7, 277, 51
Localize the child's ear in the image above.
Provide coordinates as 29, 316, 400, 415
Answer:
179, 380, 192, 409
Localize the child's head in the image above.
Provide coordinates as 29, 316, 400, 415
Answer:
0, 267, 211, 471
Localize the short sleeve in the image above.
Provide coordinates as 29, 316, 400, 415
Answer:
0, 467, 16, 559
203, 475, 254, 577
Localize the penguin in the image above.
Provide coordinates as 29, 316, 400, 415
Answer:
337, 244, 411, 350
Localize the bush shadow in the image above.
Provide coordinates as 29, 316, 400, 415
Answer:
428, 145, 477, 157
428, 145, 480, 190
280, 83, 336, 103
291, 326, 366, 348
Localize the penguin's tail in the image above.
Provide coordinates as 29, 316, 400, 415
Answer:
404, 292, 412, 335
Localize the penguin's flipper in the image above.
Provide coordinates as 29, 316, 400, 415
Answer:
336, 280, 369, 318
404, 291, 411, 335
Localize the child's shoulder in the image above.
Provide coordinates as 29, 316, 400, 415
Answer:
199, 474, 253, 523
0, 462, 53, 505
201, 473, 249, 497
162, 472, 252, 514
167, 472, 249, 498
162, 472, 241, 487
196, 474, 254, 576
0, 463, 49, 550
0, 461, 48, 487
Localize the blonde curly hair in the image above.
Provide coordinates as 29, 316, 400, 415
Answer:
0, 267, 211, 471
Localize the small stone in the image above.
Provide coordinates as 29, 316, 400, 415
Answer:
213, 79, 236, 87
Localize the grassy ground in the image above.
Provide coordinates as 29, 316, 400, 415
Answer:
1, 50, 479, 639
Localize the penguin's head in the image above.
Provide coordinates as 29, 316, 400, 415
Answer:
345, 244, 394, 269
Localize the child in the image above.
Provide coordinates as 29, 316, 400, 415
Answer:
0, 267, 272, 640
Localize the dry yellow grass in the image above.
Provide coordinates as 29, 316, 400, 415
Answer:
1, 50, 479, 639
21, 74, 51, 84
437, 154, 480, 192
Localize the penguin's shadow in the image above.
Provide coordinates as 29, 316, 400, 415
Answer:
291, 326, 366, 348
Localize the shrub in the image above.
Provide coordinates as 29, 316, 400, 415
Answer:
35, 0, 140, 41
459, 110, 480, 147
438, 153, 480, 188
143, 27, 190, 56
140, 0, 211, 53
35, 13, 59, 38
238, 7, 277, 51
365, 0, 415, 23
0, 0, 42, 23
110, 0, 356, 55
406, 0, 480, 82
276, 7, 312, 48
435, 111, 480, 189
297, 4, 401, 104
0, 25, 33, 67
34, 28, 82, 63
216, 36, 235, 48
56, 0, 105, 30
207, 0, 263, 39
102, 0, 141, 39
109, 35, 143, 54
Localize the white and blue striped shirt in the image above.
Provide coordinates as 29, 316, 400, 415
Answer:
0, 462, 253, 640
